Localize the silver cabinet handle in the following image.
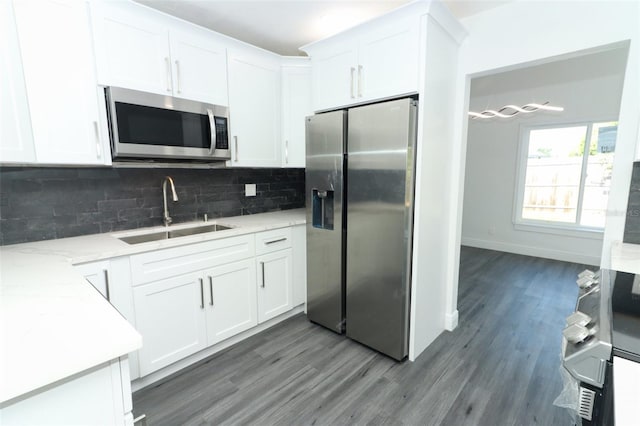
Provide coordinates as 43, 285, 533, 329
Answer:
265, 237, 287, 245
175, 60, 181, 94
93, 121, 101, 159
358, 65, 363, 97
164, 57, 171, 92
234, 136, 239, 162
103, 269, 110, 302
260, 261, 265, 288
207, 108, 216, 155
208, 276, 214, 306
285, 140, 289, 164
199, 278, 204, 309
350, 67, 356, 99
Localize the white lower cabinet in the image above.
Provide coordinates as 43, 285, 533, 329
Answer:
132, 260, 260, 376
256, 249, 293, 323
0, 358, 133, 426
205, 259, 258, 345
133, 272, 207, 376
74, 257, 141, 380
125, 227, 304, 378
74, 259, 111, 300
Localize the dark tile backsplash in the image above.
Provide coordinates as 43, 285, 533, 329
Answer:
624, 161, 640, 244
0, 167, 305, 245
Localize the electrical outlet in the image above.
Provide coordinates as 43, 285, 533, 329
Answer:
245, 183, 256, 197
488, 225, 496, 235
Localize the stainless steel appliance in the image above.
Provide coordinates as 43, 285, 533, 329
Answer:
561, 268, 640, 425
305, 97, 418, 360
106, 87, 230, 161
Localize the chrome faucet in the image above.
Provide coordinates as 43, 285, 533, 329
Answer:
162, 176, 179, 227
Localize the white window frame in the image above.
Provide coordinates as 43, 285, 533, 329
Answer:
513, 120, 617, 239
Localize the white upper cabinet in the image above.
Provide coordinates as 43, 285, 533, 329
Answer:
0, 1, 35, 164
308, 43, 358, 112
302, 9, 421, 111
281, 59, 312, 168
227, 48, 281, 167
91, 1, 170, 96
356, 16, 420, 102
13, 0, 109, 165
169, 28, 228, 106
91, 1, 228, 105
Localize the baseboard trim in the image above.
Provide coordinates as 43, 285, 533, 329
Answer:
131, 304, 305, 393
445, 310, 459, 331
461, 237, 600, 266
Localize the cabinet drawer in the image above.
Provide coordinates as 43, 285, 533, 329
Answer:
130, 235, 255, 286
255, 227, 292, 255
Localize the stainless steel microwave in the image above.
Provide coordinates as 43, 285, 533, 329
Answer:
105, 87, 230, 161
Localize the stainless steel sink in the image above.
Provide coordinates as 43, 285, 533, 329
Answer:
118, 224, 233, 245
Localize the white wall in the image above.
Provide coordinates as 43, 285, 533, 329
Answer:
409, 9, 464, 360
445, 0, 640, 328
462, 50, 627, 266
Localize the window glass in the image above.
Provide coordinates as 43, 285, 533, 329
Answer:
581, 122, 617, 227
522, 126, 587, 223
518, 122, 617, 230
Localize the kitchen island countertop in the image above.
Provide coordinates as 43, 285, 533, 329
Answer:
611, 241, 640, 274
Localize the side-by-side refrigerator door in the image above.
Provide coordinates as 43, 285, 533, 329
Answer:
305, 111, 345, 334
346, 98, 418, 360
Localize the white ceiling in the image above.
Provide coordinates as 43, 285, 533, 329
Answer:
134, 0, 512, 56
470, 46, 630, 99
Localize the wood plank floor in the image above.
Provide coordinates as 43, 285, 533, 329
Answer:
133, 247, 591, 425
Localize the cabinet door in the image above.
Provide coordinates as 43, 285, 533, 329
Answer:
74, 260, 111, 300
204, 259, 257, 346
169, 28, 228, 106
256, 249, 293, 323
133, 273, 207, 376
0, 1, 35, 164
14, 0, 107, 165
227, 49, 281, 167
282, 65, 312, 168
73, 258, 141, 380
91, 0, 172, 95
310, 43, 358, 111
0, 359, 127, 425
356, 16, 420, 102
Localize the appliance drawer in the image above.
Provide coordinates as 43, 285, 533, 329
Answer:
255, 227, 292, 255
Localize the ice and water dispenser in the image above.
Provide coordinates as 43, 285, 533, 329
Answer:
312, 189, 334, 230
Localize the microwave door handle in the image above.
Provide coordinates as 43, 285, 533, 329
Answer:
207, 109, 216, 155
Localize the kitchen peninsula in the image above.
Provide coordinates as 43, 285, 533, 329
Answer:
0, 209, 306, 422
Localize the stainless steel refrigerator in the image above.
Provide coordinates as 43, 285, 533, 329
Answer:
305, 97, 418, 360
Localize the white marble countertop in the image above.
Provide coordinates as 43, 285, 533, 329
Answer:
2, 208, 306, 264
0, 208, 305, 404
611, 241, 640, 274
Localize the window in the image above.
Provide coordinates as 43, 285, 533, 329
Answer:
515, 121, 617, 231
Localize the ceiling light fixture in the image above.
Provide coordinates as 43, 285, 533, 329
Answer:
468, 101, 564, 119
